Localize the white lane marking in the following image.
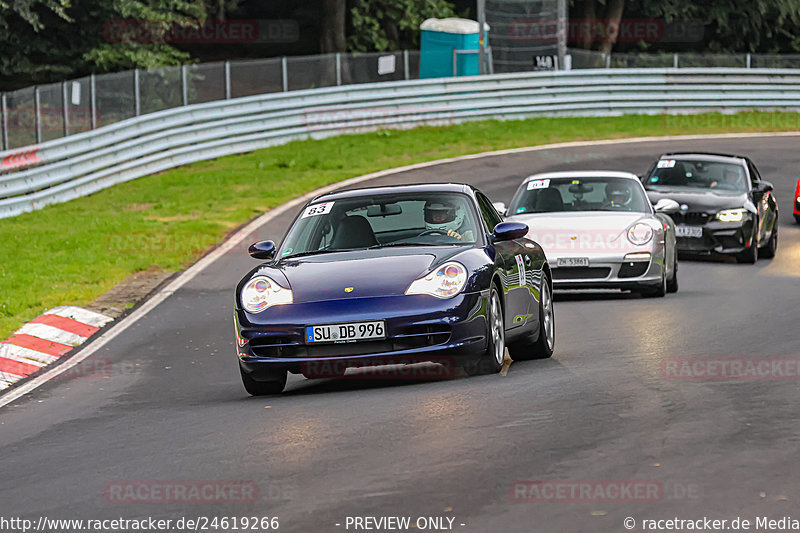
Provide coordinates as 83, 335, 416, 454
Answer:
0, 371, 25, 386
15, 323, 87, 347
2, 130, 798, 408
0, 344, 60, 365
46, 306, 113, 328
0, 347, 46, 367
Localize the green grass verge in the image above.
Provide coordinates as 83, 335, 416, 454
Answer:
2, 111, 799, 339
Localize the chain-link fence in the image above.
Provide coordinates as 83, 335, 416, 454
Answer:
3, 47, 800, 151
0, 51, 421, 151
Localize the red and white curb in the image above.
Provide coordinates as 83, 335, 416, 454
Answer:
0, 306, 113, 390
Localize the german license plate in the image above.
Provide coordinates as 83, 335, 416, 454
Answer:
676, 225, 703, 238
306, 321, 386, 344
557, 257, 589, 267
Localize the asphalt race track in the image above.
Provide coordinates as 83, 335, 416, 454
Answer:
2, 135, 800, 533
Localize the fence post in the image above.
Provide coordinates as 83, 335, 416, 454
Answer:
62, 81, 70, 137
224, 60, 231, 99
281, 57, 288, 92
90, 73, 97, 129
403, 50, 410, 80
605, 53, 611, 69
746, 53, 751, 68
335, 53, 342, 86
673, 53, 679, 68
452, 49, 458, 77
182, 64, 188, 106
134, 68, 141, 116
1, 93, 7, 151
34, 86, 42, 144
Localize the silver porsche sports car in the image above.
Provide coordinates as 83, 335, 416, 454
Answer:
499, 171, 679, 297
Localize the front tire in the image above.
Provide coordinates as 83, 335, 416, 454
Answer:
240, 366, 287, 395
737, 241, 758, 264
760, 224, 778, 259
641, 267, 667, 298
464, 287, 505, 375
666, 253, 679, 293
508, 274, 555, 360
795, 214, 800, 224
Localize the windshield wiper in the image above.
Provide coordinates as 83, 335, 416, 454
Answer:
282, 248, 362, 259
368, 241, 451, 249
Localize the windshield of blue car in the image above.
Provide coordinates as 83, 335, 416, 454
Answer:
645, 160, 748, 193
508, 176, 651, 215
279, 192, 481, 258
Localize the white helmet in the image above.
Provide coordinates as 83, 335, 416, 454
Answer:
424, 200, 464, 234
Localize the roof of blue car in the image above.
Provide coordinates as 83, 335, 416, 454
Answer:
312, 182, 471, 202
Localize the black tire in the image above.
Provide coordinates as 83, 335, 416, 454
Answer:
464, 286, 505, 376
737, 241, 758, 264
795, 214, 800, 224
240, 366, 287, 395
666, 253, 679, 294
760, 224, 777, 259
508, 274, 555, 360
640, 267, 667, 298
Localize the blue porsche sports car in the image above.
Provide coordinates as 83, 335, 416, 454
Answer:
234, 183, 555, 395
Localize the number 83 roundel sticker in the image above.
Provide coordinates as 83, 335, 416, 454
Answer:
302, 201, 335, 218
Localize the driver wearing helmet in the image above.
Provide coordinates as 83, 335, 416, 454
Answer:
424, 200, 473, 241
603, 182, 632, 209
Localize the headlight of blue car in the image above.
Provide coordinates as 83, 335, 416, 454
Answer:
406, 262, 468, 298
241, 276, 293, 313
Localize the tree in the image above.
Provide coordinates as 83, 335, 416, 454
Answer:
347, 0, 456, 52
0, 0, 207, 89
320, 0, 346, 53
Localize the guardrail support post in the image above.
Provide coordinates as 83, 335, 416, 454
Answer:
673, 53, 679, 68
90, 74, 97, 129
403, 50, 410, 80
452, 48, 458, 77
605, 53, 611, 68
281, 57, 288, 92
1, 93, 7, 150
34, 86, 42, 144
224, 60, 231, 99
134, 68, 141, 116
746, 53, 751, 68
335, 53, 342, 86
62, 81, 70, 137
182, 65, 188, 106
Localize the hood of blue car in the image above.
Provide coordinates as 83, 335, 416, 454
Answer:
272, 249, 449, 303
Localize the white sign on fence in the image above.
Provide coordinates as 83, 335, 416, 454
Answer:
378, 55, 396, 76
71, 82, 81, 105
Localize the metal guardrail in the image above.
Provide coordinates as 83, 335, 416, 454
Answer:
2, 68, 800, 219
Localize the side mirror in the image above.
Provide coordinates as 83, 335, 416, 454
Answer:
754, 181, 774, 193
248, 240, 276, 260
491, 221, 528, 242
653, 198, 680, 215
492, 201, 507, 216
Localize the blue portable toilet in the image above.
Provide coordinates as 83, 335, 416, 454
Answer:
419, 18, 490, 79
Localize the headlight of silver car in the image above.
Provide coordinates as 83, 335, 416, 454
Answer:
406, 262, 467, 299
627, 222, 654, 246
716, 208, 746, 223
241, 276, 293, 313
